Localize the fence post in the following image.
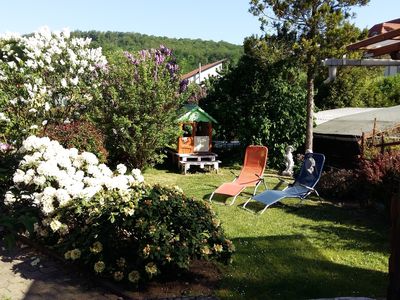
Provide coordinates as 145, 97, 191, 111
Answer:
361, 132, 365, 159
372, 118, 377, 146
381, 133, 385, 154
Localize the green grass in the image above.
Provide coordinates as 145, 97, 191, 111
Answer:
143, 166, 389, 300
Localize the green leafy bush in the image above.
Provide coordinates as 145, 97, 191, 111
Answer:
41, 120, 108, 163
0, 150, 37, 249
96, 46, 186, 169
35, 184, 234, 285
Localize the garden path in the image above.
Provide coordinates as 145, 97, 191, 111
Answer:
0, 241, 219, 300
0, 241, 120, 300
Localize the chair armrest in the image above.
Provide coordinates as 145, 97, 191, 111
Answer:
298, 183, 315, 191
254, 174, 264, 180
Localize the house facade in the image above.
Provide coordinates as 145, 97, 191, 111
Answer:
181, 59, 225, 85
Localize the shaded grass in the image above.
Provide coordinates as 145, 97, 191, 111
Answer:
143, 167, 389, 300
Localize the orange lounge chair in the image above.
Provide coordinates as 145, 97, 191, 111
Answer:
209, 145, 268, 206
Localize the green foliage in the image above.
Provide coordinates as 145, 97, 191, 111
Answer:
249, 0, 369, 149
95, 47, 186, 169
317, 69, 400, 110
0, 152, 19, 198
201, 37, 307, 168
72, 30, 243, 74
0, 151, 37, 249
316, 67, 386, 109
378, 73, 400, 106
0, 211, 37, 249
40, 120, 108, 163
249, 0, 368, 66
35, 184, 233, 284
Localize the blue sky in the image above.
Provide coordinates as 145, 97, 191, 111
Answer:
0, 0, 398, 45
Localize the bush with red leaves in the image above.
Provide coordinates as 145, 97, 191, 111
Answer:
41, 120, 108, 163
318, 168, 361, 203
357, 151, 400, 207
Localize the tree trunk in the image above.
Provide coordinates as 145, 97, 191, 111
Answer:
388, 181, 400, 299
305, 73, 314, 151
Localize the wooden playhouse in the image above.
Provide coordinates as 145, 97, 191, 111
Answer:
171, 104, 220, 174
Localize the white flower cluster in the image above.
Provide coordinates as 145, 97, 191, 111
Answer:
0, 26, 108, 129
5, 136, 144, 215
0, 112, 10, 122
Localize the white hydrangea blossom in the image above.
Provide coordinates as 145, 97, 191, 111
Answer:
116, 164, 127, 175
6, 136, 144, 215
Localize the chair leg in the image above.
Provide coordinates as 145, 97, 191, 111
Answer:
259, 204, 270, 214
314, 190, 323, 202
209, 192, 215, 202
242, 197, 258, 214
228, 194, 239, 206
242, 198, 251, 209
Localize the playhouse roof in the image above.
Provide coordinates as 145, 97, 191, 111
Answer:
177, 104, 218, 123
314, 105, 400, 137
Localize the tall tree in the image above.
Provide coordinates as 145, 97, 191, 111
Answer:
201, 37, 307, 168
249, 0, 368, 150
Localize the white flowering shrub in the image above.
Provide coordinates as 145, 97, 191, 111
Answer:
0, 27, 107, 145
5, 135, 143, 215
3, 136, 233, 285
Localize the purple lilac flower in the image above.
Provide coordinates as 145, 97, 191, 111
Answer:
123, 51, 133, 60
139, 50, 149, 60
159, 45, 172, 56
124, 51, 139, 65
166, 62, 179, 77
179, 79, 189, 93
155, 51, 165, 65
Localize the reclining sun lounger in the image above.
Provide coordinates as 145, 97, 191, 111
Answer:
209, 145, 268, 206
243, 152, 325, 214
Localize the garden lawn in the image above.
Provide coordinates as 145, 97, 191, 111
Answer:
143, 167, 389, 300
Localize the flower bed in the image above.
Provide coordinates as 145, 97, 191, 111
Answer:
3, 136, 234, 285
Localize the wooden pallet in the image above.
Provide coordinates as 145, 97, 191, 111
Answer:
169, 151, 221, 174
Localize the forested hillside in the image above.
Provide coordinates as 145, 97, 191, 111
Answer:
72, 31, 243, 73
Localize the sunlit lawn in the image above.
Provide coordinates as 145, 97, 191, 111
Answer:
144, 166, 389, 300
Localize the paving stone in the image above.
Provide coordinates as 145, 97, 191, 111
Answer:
0, 279, 10, 288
